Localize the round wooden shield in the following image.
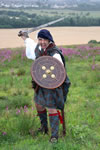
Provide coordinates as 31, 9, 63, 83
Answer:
31, 56, 66, 89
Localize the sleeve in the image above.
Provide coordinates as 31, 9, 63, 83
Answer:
53, 53, 63, 65
25, 39, 37, 60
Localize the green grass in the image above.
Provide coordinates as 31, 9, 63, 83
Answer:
0, 45, 100, 150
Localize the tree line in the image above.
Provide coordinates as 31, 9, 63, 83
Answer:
0, 10, 100, 28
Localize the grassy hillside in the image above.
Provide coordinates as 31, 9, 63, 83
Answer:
0, 44, 100, 150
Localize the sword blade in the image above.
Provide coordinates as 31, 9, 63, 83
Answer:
27, 17, 66, 34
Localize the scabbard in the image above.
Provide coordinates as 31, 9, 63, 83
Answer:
61, 108, 66, 136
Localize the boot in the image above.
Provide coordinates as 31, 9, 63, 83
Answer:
38, 109, 48, 134
49, 113, 59, 143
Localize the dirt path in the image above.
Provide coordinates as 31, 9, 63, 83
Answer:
0, 27, 100, 48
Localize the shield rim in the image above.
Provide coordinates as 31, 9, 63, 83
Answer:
31, 56, 66, 89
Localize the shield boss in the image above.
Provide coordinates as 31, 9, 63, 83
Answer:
31, 56, 66, 89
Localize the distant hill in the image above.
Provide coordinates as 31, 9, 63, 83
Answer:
0, 0, 100, 10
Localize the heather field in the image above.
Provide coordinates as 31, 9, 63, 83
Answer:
0, 44, 100, 150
